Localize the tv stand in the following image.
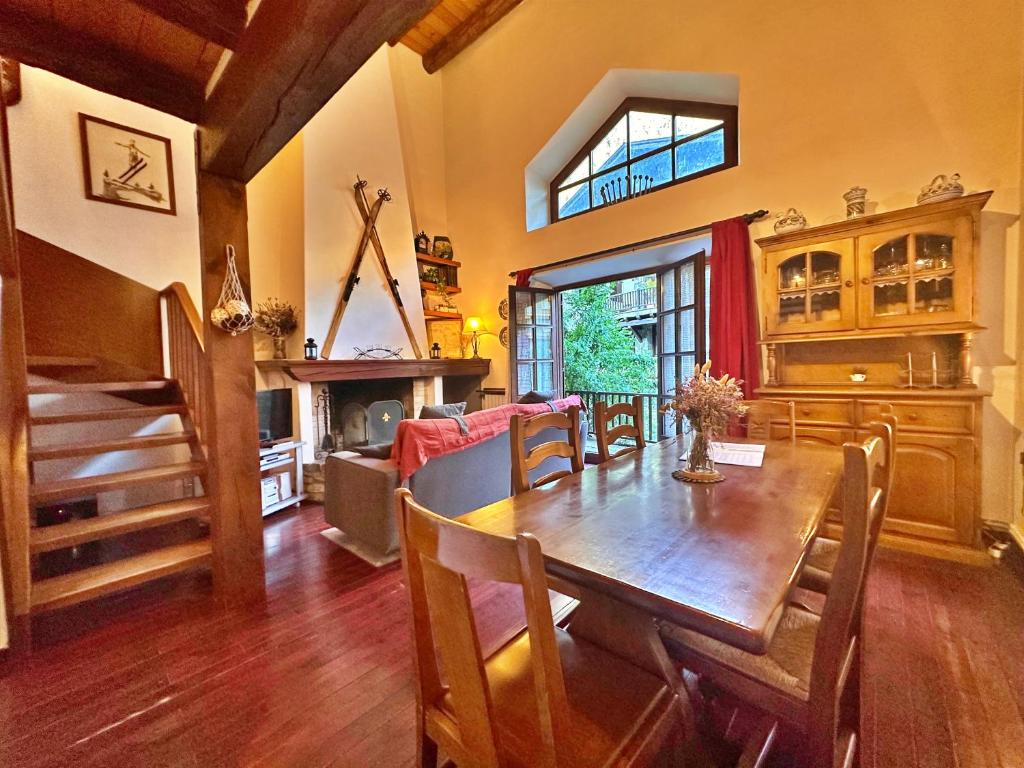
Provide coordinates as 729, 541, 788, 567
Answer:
259, 440, 307, 517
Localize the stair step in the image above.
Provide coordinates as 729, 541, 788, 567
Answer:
26, 355, 101, 369
30, 497, 210, 553
30, 404, 186, 426
30, 461, 207, 505
31, 539, 212, 612
28, 380, 173, 395
29, 432, 196, 461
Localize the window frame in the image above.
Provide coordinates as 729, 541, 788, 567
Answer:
549, 97, 738, 224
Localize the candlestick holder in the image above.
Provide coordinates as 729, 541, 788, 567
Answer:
897, 352, 955, 389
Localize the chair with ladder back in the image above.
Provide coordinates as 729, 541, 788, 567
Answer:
510, 405, 584, 496
594, 396, 647, 463
660, 425, 891, 767
395, 488, 691, 767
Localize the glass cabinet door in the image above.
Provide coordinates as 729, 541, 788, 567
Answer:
856, 218, 972, 329
764, 238, 855, 336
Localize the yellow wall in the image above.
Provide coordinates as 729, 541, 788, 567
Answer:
439, 0, 1024, 522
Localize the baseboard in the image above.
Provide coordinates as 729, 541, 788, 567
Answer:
875, 533, 992, 567
823, 521, 993, 566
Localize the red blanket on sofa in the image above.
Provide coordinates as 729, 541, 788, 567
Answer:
390, 395, 584, 480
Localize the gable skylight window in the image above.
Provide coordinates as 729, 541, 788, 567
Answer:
551, 98, 738, 222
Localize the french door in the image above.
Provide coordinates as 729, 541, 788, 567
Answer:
656, 250, 708, 438
507, 285, 563, 402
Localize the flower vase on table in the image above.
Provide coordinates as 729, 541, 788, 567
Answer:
661, 361, 747, 484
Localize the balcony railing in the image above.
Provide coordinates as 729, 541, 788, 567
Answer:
607, 286, 656, 316
569, 390, 672, 451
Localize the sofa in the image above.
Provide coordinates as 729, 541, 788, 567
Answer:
324, 405, 588, 562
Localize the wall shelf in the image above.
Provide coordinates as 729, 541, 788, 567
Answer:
416, 253, 461, 268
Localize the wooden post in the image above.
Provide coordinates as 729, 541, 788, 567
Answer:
196, 162, 266, 605
0, 91, 32, 649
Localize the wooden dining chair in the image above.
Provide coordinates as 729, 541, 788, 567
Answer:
510, 405, 584, 496
395, 488, 690, 768
799, 413, 897, 595
740, 399, 797, 444
594, 396, 647, 462
660, 431, 888, 768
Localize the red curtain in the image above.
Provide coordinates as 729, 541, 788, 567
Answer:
709, 217, 761, 399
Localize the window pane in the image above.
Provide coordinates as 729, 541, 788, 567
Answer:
680, 354, 696, 380
591, 115, 627, 173
629, 111, 672, 158
680, 262, 695, 305
660, 313, 676, 353
629, 150, 672, 191
537, 361, 554, 392
557, 182, 590, 219
561, 156, 589, 187
518, 363, 534, 394
660, 270, 675, 308
517, 326, 534, 358
675, 128, 725, 178
675, 116, 724, 140
534, 293, 552, 325
536, 326, 552, 360
680, 308, 695, 352
591, 166, 629, 207
661, 356, 678, 394
704, 262, 711, 358
515, 291, 534, 324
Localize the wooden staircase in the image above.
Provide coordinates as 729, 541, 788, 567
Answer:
26, 361, 212, 613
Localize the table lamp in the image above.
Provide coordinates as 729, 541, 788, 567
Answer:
462, 316, 492, 359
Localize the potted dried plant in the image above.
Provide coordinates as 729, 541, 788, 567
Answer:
660, 361, 747, 482
254, 298, 300, 359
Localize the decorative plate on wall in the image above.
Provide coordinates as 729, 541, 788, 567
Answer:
499, 326, 509, 348
498, 298, 509, 320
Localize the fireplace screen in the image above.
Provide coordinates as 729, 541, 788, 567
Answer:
367, 400, 405, 444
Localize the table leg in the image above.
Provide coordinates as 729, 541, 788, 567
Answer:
565, 586, 716, 767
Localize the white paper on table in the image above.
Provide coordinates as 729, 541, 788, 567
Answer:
709, 441, 766, 467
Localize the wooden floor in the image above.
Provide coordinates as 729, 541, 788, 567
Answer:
2, 503, 1023, 767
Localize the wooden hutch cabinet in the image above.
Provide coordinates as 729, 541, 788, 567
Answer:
755, 192, 991, 561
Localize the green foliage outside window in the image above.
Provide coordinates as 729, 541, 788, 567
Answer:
562, 282, 656, 394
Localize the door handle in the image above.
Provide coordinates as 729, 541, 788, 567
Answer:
844, 280, 854, 288
861, 277, 870, 285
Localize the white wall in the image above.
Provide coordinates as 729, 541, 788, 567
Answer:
7, 67, 202, 305
302, 47, 429, 360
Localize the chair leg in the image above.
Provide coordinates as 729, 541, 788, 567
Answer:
417, 715, 439, 768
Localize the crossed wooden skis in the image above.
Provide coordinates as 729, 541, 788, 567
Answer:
321, 178, 424, 359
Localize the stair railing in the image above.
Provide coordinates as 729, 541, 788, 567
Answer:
160, 283, 210, 445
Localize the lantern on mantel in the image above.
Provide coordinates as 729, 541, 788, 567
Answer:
429, 342, 441, 360
304, 337, 319, 360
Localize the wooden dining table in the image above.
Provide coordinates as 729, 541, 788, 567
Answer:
458, 435, 844, 655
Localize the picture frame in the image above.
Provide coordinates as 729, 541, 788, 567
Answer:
79, 113, 176, 215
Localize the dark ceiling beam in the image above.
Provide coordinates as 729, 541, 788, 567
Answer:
0, 6, 203, 122
199, 0, 437, 183
126, 0, 248, 50
421, 0, 522, 74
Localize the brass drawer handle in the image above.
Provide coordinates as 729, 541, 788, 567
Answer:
800, 408, 812, 416
906, 412, 919, 421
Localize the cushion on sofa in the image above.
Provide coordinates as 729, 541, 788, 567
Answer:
418, 402, 467, 419
517, 390, 556, 404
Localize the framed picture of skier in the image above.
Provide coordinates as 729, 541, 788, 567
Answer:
78, 113, 176, 215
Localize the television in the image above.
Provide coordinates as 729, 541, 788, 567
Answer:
257, 388, 293, 446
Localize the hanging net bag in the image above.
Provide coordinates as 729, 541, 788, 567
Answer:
210, 244, 254, 335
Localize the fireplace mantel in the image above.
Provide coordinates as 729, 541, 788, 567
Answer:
255, 358, 490, 383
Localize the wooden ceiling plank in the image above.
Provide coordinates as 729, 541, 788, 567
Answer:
125, 0, 246, 50
400, 29, 435, 55
200, 0, 438, 183
388, 0, 443, 46
0, 5, 203, 121
422, 0, 522, 73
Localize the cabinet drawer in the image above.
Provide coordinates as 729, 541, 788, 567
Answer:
860, 401, 973, 434
790, 399, 854, 426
